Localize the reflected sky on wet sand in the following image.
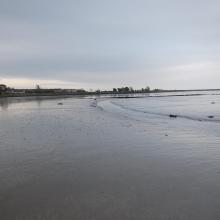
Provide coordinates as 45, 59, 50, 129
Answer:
0, 95, 220, 220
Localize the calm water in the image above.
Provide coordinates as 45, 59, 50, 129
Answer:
110, 92, 220, 121
0, 93, 220, 220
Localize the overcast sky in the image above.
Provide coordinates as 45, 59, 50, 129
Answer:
0, 0, 220, 89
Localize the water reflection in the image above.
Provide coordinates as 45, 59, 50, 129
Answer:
0, 95, 97, 111
0, 97, 55, 111
0, 98, 9, 111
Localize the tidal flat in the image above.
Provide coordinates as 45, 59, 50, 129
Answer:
0, 93, 220, 220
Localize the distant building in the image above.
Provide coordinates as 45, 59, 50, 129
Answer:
11, 89, 26, 94
0, 84, 7, 92
65, 89, 78, 93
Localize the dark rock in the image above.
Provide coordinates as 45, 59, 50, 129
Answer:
169, 114, 177, 118
208, 115, 214, 119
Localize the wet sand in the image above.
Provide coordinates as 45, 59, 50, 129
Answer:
0, 97, 220, 220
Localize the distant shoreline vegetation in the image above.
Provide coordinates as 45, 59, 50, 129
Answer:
0, 84, 220, 98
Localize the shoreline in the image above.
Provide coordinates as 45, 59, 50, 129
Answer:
1, 89, 220, 99
1, 90, 220, 102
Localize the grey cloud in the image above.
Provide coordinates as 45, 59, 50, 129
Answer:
1, 0, 220, 89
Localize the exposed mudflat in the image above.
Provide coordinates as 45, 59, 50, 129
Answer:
0, 93, 220, 220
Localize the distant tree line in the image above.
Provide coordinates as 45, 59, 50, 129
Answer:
112, 86, 151, 94
1, 83, 166, 97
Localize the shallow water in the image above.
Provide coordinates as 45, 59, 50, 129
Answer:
109, 91, 220, 122
0, 94, 220, 220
